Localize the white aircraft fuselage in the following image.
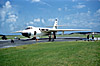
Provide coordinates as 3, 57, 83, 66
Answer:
15, 19, 91, 39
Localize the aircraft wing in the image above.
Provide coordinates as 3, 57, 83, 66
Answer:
49, 29, 91, 32
12, 30, 29, 33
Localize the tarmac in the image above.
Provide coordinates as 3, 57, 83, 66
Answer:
0, 37, 99, 48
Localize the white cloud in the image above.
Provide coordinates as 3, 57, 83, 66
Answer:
40, 1, 52, 7
31, 0, 40, 2
3, 1, 12, 9
6, 18, 16, 22
26, 18, 45, 26
94, 9, 100, 17
87, 10, 91, 14
0, 10, 6, 21
58, 8, 62, 11
29, 0, 52, 7
26, 21, 34, 26
48, 18, 55, 22
6, 13, 18, 22
9, 24, 15, 31
72, 0, 76, 2
0, 1, 19, 32
30, 21, 34, 24
34, 18, 40, 22
9, 14, 16, 18
58, 6, 70, 12
41, 19, 45, 24
74, 4, 86, 9
64, 11, 100, 29
64, 6, 71, 11
96, 9, 100, 13
0, 1, 12, 21
6, 14, 18, 22
0, 1, 18, 23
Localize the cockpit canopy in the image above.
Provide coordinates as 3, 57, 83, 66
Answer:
25, 26, 33, 30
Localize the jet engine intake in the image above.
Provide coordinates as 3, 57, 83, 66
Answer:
22, 33, 31, 38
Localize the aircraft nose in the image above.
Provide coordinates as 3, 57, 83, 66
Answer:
22, 33, 31, 38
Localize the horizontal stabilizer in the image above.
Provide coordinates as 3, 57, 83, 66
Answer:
46, 25, 67, 27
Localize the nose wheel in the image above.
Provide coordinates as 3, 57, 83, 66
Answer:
32, 31, 37, 40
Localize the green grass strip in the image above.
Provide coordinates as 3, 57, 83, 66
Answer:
0, 41, 100, 66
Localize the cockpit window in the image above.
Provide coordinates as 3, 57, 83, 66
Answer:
25, 27, 32, 30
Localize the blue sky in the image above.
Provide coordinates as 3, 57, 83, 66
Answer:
0, 0, 100, 34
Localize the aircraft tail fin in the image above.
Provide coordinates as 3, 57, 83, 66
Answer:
46, 19, 66, 29
53, 19, 58, 29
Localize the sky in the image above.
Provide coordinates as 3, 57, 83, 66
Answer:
0, 0, 100, 35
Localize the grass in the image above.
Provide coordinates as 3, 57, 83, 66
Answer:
0, 41, 100, 66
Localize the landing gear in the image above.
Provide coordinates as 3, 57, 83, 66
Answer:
52, 35, 54, 42
48, 34, 51, 41
32, 31, 37, 40
2, 35, 7, 40
32, 37, 36, 40
53, 32, 56, 39
48, 32, 56, 42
